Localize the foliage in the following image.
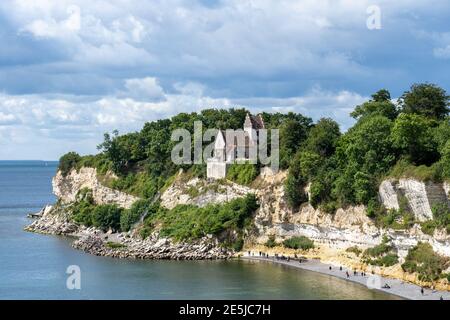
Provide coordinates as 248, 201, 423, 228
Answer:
145, 194, 258, 241
71, 188, 95, 226
388, 158, 443, 182
91, 204, 123, 232
346, 246, 362, 257
363, 236, 399, 267
232, 237, 244, 252
398, 83, 449, 120
120, 199, 159, 232
421, 203, 450, 235
265, 235, 277, 248
351, 90, 397, 120
391, 113, 438, 165
279, 119, 311, 169
282, 236, 314, 250
304, 118, 341, 157
58, 152, 81, 176
226, 163, 259, 185
401, 242, 449, 282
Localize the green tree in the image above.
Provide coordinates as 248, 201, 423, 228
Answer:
351, 90, 397, 120
58, 152, 81, 176
304, 118, 341, 157
92, 204, 123, 232
398, 83, 449, 120
391, 113, 438, 165
279, 119, 310, 169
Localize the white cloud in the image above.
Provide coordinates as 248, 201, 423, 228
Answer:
122, 77, 165, 102
0, 79, 368, 159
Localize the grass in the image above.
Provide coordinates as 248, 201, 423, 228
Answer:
282, 236, 314, 250
106, 241, 127, 249
388, 158, 443, 182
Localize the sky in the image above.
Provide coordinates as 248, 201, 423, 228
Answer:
0, 0, 449, 160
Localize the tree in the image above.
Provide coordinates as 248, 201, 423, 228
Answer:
58, 152, 81, 176
391, 113, 438, 165
433, 119, 450, 153
398, 83, 449, 120
351, 90, 397, 120
304, 118, 341, 157
279, 119, 310, 169
372, 89, 391, 102
441, 141, 450, 179
92, 204, 123, 232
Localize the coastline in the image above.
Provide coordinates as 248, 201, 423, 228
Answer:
241, 255, 450, 300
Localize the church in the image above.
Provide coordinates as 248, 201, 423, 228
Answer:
206, 113, 265, 179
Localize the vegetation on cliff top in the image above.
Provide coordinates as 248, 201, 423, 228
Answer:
58, 82, 450, 232
284, 83, 449, 217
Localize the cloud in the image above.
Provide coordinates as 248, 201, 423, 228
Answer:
121, 77, 166, 102
0, 81, 368, 159
0, 0, 449, 159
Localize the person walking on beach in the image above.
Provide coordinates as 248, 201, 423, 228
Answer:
339, 266, 342, 271
346, 271, 350, 278
421, 287, 424, 295
329, 266, 332, 271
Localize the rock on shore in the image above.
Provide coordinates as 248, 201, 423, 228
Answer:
25, 204, 232, 260
72, 233, 232, 260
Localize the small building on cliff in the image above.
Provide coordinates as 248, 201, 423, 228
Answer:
206, 113, 265, 179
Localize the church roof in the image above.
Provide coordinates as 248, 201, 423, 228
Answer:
244, 113, 265, 129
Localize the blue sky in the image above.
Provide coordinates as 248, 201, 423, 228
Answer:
0, 0, 449, 160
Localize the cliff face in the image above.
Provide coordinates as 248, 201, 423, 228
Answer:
251, 172, 450, 259
379, 179, 450, 222
53, 168, 139, 209
160, 175, 255, 209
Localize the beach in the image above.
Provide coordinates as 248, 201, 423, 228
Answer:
242, 255, 450, 300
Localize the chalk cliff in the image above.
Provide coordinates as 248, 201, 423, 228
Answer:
53, 168, 139, 209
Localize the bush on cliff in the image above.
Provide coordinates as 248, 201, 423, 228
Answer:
120, 199, 159, 232
363, 236, 399, 267
401, 242, 449, 282
92, 204, 123, 232
282, 236, 314, 250
146, 194, 258, 241
226, 162, 259, 186
58, 152, 81, 176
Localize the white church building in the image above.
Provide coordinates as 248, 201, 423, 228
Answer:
206, 113, 265, 179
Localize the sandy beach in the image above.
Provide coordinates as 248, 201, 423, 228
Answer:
242, 255, 450, 300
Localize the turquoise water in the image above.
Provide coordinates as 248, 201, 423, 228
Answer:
0, 161, 400, 300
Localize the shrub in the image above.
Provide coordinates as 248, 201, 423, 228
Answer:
149, 194, 258, 241
92, 204, 123, 232
58, 152, 81, 176
363, 236, 399, 267
346, 246, 362, 257
120, 199, 158, 232
232, 237, 244, 252
265, 235, 277, 248
226, 163, 259, 185
402, 242, 449, 282
282, 236, 314, 250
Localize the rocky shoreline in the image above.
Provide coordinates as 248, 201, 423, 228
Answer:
24, 207, 233, 260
